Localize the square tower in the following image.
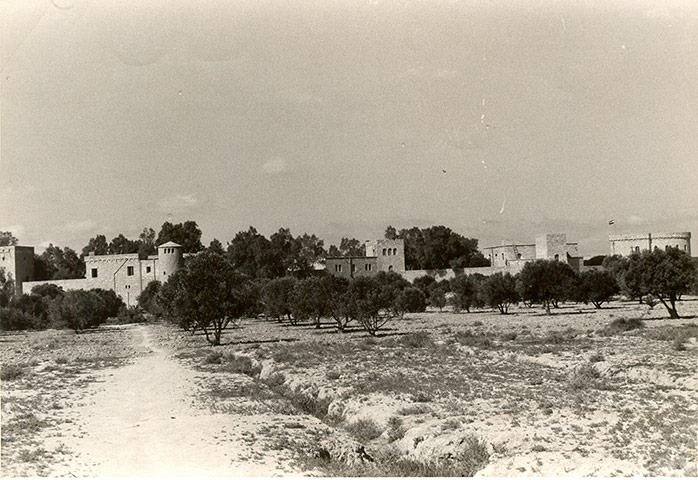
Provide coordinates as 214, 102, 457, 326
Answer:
535, 233, 568, 261
367, 239, 405, 273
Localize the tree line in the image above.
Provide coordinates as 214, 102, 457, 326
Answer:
1, 222, 491, 282
0, 279, 139, 333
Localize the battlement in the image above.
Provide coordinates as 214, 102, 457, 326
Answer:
609, 232, 691, 256
84, 253, 140, 263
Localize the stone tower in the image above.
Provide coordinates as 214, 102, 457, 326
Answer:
157, 241, 183, 282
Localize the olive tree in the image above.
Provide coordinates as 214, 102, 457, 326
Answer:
517, 260, 578, 314
160, 251, 252, 345
480, 272, 519, 314
624, 247, 697, 318
576, 270, 619, 309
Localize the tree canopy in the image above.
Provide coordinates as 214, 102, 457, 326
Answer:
384, 225, 489, 269
624, 247, 697, 318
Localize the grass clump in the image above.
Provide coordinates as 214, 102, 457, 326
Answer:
568, 363, 605, 390
346, 418, 383, 443
221, 354, 262, 377
306, 436, 489, 477
604, 317, 644, 335
398, 404, 431, 416
454, 330, 493, 348
1, 364, 25, 381
387, 417, 406, 442
203, 351, 223, 364
398, 332, 433, 348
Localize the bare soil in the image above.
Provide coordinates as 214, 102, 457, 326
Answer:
1, 298, 697, 477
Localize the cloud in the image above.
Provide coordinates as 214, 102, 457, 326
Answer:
157, 194, 198, 211
262, 157, 289, 175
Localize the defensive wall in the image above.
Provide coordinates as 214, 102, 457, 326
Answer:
19, 242, 184, 306
609, 232, 691, 257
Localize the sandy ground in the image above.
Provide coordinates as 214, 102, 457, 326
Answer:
2, 299, 697, 477
2, 325, 310, 477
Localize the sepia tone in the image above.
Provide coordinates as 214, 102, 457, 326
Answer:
1, 0, 697, 477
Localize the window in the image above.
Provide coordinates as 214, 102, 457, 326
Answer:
351, 264, 356, 272
335, 264, 342, 272
388, 265, 393, 272
163, 271, 166, 275
365, 264, 372, 271
635, 246, 640, 253
91, 268, 98, 278
146, 266, 151, 273
554, 254, 559, 261
382, 248, 387, 255
517, 253, 522, 259
127, 266, 134, 276
393, 248, 397, 255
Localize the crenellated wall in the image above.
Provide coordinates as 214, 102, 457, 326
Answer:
609, 232, 691, 256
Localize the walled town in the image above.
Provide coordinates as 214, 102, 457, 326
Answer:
1, 224, 696, 477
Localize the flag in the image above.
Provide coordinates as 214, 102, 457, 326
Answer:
608, 220, 615, 225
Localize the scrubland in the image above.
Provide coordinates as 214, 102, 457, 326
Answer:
1, 299, 696, 477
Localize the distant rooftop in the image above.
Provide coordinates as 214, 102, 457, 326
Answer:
158, 241, 182, 248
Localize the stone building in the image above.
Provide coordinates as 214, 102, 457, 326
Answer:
609, 232, 691, 257
326, 239, 405, 279
19, 241, 184, 306
0, 245, 35, 295
482, 233, 582, 271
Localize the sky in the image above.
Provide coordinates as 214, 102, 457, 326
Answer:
2, 0, 697, 256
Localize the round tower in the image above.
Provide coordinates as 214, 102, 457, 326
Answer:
157, 241, 183, 282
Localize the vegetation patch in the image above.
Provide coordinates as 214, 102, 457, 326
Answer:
603, 317, 644, 335
345, 418, 384, 443
1, 363, 25, 381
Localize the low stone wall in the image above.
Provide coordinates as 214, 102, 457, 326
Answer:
21, 278, 93, 295
400, 263, 526, 283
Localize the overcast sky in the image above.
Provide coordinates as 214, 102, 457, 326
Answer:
2, 0, 697, 256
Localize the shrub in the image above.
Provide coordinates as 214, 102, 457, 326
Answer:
222, 355, 262, 377
605, 317, 644, 335
345, 418, 383, 443
396, 287, 427, 314
48, 290, 109, 332
90, 288, 125, 319
568, 363, 604, 390
387, 417, 406, 442
204, 351, 223, 364
137, 280, 163, 316
399, 331, 433, 348
1, 363, 24, 381
112, 306, 147, 324
0, 306, 38, 331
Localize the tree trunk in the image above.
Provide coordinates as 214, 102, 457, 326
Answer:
544, 301, 551, 315
658, 296, 680, 319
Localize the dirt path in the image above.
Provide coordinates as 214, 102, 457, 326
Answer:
51, 325, 301, 477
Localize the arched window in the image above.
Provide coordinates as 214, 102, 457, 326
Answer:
393, 248, 397, 255
554, 254, 559, 261
382, 248, 387, 255
388, 265, 393, 272
635, 246, 640, 253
